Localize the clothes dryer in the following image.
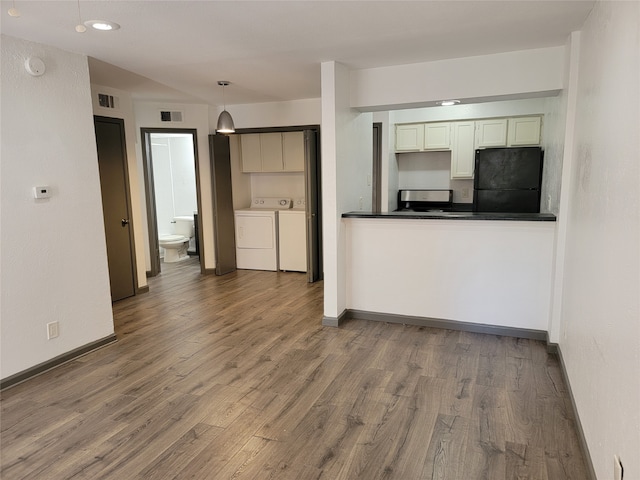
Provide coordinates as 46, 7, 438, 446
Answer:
278, 198, 307, 272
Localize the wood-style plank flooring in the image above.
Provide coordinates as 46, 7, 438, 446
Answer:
1, 257, 589, 479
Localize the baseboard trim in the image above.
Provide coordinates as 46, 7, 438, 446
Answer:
554, 345, 597, 480
203, 267, 217, 275
346, 309, 547, 341
546, 339, 559, 355
322, 309, 348, 327
0, 334, 118, 391
136, 285, 150, 295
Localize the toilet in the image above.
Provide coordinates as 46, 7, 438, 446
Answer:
159, 216, 194, 263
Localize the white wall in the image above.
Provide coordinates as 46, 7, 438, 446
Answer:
1, 35, 114, 379
390, 98, 552, 124
558, 2, 640, 478
351, 47, 565, 111
210, 98, 321, 129
321, 61, 373, 321
91, 84, 148, 288
250, 174, 305, 201
346, 219, 555, 331
548, 31, 581, 345
133, 102, 214, 270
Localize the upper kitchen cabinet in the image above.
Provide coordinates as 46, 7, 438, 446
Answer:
240, 132, 304, 173
450, 121, 475, 179
240, 134, 262, 172
423, 123, 451, 150
475, 119, 508, 148
507, 116, 542, 146
260, 133, 284, 171
395, 124, 424, 151
282, 131, 305, 172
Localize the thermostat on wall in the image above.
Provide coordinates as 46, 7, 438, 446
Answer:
33, 186, 51, 199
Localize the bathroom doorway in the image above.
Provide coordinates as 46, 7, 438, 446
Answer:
141, 129, 204, 276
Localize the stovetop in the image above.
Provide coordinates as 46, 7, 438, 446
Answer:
396, 189, 453, 212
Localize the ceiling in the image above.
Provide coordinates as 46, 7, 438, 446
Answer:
1, 1, 595, 107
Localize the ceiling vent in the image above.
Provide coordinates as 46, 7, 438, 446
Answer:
160, 110, 183, 123
97, 93, 118, 109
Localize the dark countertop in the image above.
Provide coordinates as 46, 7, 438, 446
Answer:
342, 211, 556, 222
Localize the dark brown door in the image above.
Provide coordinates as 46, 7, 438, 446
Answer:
94, 116, 136, 301
304, 130, 321, 282
209, 134, 237, 275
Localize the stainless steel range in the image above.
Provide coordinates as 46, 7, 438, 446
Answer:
395, 189, 453, 212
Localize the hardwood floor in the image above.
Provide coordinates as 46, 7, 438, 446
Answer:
1, 258, 589, 479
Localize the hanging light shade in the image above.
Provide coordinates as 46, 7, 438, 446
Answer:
216, 81, 235, 134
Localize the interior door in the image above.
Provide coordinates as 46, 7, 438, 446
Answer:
94, 116, 136, 301
372, 123, 382, 213
209, 134, 237, 275
304, 130, 321, 282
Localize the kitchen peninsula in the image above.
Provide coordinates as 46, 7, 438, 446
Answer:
343, 210, 556, 221
340, 211, 557, 339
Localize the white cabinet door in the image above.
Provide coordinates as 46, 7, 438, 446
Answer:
424, 122, 451, 150
451, 121, 475, 179
507, 116, 541, 146
395, 124, 424, 151
260, 133, 284, 171
475, 119, 508, 148
282, 131, 305, 172
240, 134, 262, 172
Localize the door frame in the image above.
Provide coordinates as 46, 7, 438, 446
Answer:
372, 122, 382, 213
233, 124, 323, 282
94, 115, 140, 299
141, 128, 205, 276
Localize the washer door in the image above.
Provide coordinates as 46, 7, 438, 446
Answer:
235, 214, 275, 249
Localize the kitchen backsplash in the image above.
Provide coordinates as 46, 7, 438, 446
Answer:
397, 151, 473, 203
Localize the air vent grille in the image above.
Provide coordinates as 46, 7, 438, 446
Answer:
97, 93, 118, 109
160, 110, 184, 122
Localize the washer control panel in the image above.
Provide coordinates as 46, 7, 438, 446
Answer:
250, 197, 292, 209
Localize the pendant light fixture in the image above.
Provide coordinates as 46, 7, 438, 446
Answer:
216, 81, 235, 134
8, 0, 20, 17
75, 0, 86, 32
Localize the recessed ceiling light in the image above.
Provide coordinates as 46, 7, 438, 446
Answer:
437, 100, 461, 106
84, 20, 120, 31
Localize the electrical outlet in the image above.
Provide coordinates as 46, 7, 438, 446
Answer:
461, 188, 470, 199
614, 455, 623, 480
47, 321, 59, 340
359, 196, 364, 210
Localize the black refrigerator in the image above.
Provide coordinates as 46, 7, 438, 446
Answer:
473, 147, 543, 213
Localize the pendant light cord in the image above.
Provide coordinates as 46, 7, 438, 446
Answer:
222, 83, 227, 110
8, 0, 20, 17
75, 0, 86, 32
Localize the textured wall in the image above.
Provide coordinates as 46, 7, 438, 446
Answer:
91, 84, 148, 288
1, 35, 114, 379
559, 2, 640, 478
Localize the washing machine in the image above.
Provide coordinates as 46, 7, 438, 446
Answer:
234, 197, 292, 271
278, 198, 307, 272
